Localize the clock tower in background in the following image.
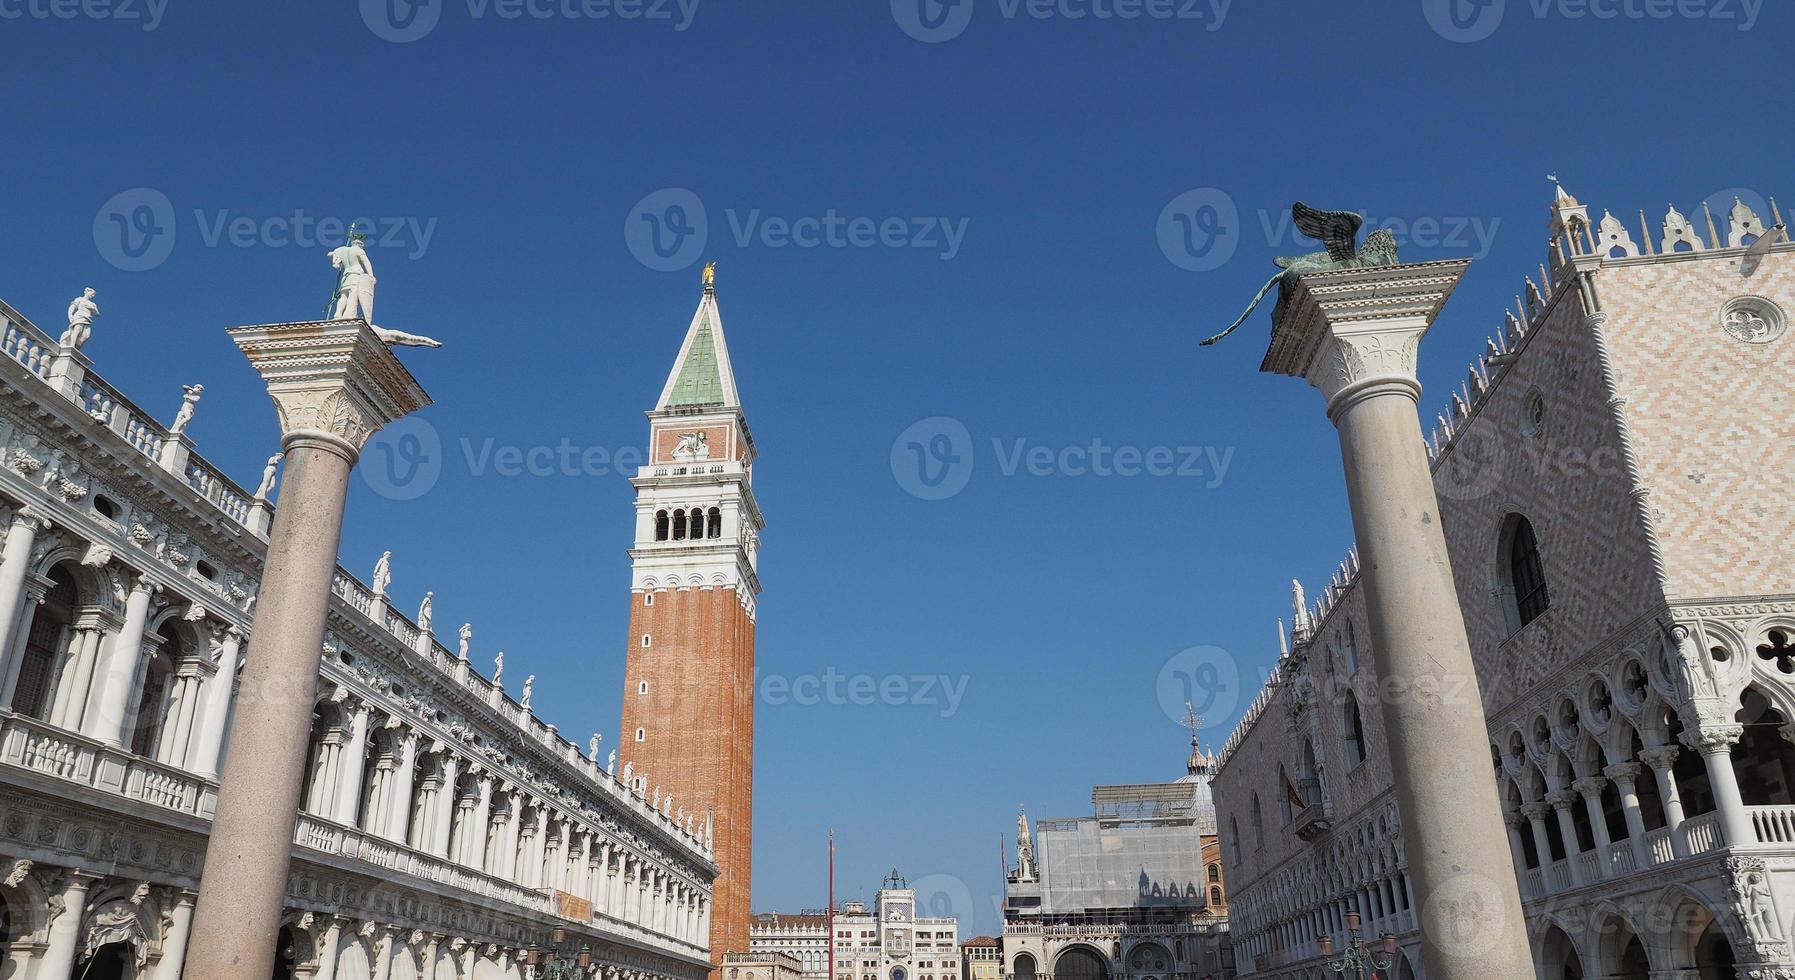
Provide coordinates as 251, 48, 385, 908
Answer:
620, 265, 763, 968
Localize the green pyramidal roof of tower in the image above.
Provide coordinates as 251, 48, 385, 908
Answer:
669, 309, 723, 407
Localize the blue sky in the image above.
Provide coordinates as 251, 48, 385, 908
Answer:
2, 0, 1788, 937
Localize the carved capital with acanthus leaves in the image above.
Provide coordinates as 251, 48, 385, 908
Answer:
1261, 259, 1473, 420
226, 319, 431, 460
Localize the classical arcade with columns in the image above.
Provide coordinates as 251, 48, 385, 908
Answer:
1212, 185, 1795, 980
0, 293, 715, 980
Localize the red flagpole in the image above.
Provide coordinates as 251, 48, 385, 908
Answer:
828, 831, 836, 980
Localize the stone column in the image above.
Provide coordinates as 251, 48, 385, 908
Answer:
1606, 763, 1651, 870
1685, 725, 1753, 846
52, 625, 106, 729
500, 794, 523, 880
1641, 745, 1687, 856
432, 754, 460, 856
385, 731, 420, 843
153, 892, 198, 980
38, 872, 98, 980
185, 320, 430, 980
1502, 812, 1530, 880
190, 627, 243, 779
464, 774, 493, 871
1573, 777, 1615, 877
1258, 259, 1529, 978
86, 574, 155, 745
0, 506, 47, 696
332, 701, 372, 825
313, 917, 345, 980
1546, 791, 1584, 885
371, 929, 396, 980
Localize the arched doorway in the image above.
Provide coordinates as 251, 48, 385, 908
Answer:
1538, 924, 1583, 980
1012, 953, 1038, 980
1053, 947, 1109, 980
1693, 919, 1737, 980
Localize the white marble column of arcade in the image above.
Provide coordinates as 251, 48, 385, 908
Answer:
0, 505, 48, 704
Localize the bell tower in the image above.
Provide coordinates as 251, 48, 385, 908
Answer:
620, 263, 762, 965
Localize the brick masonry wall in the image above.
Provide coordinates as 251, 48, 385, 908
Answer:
621, 585, 757, 966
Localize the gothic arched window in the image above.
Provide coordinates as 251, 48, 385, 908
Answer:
1499, 514, 1550, 633
655, 510, 670, 541
672, 509, 688, 540
1343, 695, 1368, 768
690, 508, 706, 540
1249, 795, 1264, 849
708, 507, 722, 538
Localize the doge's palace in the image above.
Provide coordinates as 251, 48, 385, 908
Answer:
1213, 184, 1795, 980
0, 288, 716, 980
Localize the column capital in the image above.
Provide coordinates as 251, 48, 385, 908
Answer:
1572, 776, 1608, 799
1261, 259, 1473, 418
226, 320, 431, 461
1544, 789, 1579, 811
1682, 724, 1744, 753
1640, 744, 1680, 770
1604, 762, 1643, 783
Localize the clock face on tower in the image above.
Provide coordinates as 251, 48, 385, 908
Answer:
892, 968, 908, 980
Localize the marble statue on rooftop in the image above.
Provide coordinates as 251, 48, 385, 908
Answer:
254, 453, 283, 500
589, 734, 602, 762
493, 651, 505, 688
458, 623, 472, 661
521, 674, 535, 709
327, 227, 443, 349
1202, 202, 1402, 346
61, 288, 99, 350
607, 749, 616, 775
417, 591, 433, 632
372, 551, 393, 596
169, 384, 203, 435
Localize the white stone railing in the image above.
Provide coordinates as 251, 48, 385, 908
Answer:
1545, 858, 1572, 893
294, 812, 548, 910
0, 301, 54, 380
0, 710, 219, 818
1606, 838, 1636, 875
1681, 814, 1722, 855
1750, 805, 1795, 844
1645, 826, 1675, 864
333, 572, 376, 616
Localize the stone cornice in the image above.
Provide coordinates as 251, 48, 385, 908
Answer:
227, 319, 431, 457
